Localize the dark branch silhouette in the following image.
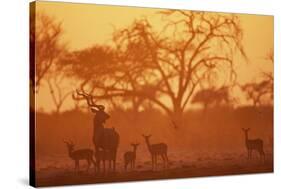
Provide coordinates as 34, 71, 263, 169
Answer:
241, 50, 273, 107
34, 13, 65, 92
241, 80, 272, 107
63, 11, 247, 128
46, 74, 72, 114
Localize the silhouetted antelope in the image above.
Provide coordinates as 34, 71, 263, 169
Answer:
124, 143, 140, 171
142, 134, 168, 170
242, 128, 265, 162
64, 141, 96, 172
95, 149, 116, 173
73, 89, 119, 173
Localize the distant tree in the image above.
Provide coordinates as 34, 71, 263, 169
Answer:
241, 50, 273, 107
192, 86, 231, 109
263, 49, 273, 99
241, 80, 272, 107
265, 49, 273, 71
65, 11, 247, 128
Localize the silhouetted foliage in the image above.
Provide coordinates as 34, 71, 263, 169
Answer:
265, 49, 274, 69
30, 13, 72, 112
192, 86, 232, 109
263, 49, 274, 99
34, 13, 66, 92
241, 80, 272, 107
63, 11, 247, 128
241, 50, 273, 107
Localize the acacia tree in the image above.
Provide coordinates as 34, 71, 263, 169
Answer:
30, 13, 71, 113
241, 81, 272, 107
263, 49, 273, 99
61, 45, 118, 109
191, 86, 231, 110
264, 49, 273, 78
241, 50, 273, 107
65, 11, 247, 128
62, 45, 157, 113
33, 13, 65, 92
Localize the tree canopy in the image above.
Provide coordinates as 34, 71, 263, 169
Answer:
63, 11, 247, 127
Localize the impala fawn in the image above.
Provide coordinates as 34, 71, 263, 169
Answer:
124, 143, 140, 171
242, 128, 265, 162
142, 134, 169, 170
64, 141, 96, 172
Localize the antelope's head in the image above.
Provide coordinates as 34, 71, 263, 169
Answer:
63, 140, 75, 151
73, 88, 110, 123
242, 128, 250, 134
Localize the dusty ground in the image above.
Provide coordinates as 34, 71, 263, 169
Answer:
35, 151, 273, 187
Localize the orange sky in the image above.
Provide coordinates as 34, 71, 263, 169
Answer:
34, 1, 273, 112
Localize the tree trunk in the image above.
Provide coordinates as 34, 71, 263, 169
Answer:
171, 102, 184, 129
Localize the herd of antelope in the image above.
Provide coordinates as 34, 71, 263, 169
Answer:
63, 89, 267, 174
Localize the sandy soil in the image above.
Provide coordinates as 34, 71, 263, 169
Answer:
35, 151, 273, 187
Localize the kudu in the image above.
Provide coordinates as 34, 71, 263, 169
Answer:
64, 140, 96, 172
142, 134, 169, 170
74, 89, 120, 173
242, 128, 265, 162
124, 143, 140, 171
